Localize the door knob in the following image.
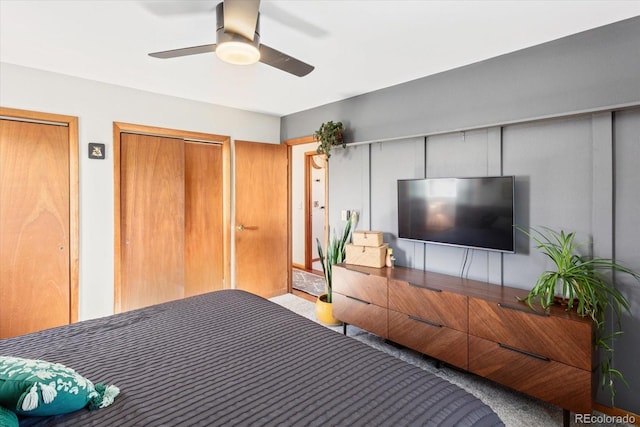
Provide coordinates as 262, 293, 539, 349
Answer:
236, 224, 245, 231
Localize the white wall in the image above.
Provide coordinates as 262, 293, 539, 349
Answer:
0, 62, 281, 321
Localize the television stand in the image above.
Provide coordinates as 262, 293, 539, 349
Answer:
332, 263, 594, 426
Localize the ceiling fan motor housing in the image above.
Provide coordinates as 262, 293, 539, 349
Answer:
216, 2, 261, 64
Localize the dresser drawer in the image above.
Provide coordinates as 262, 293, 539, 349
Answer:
333, 265, 387, 307
333, 293, 388, 338
389, 279, 468, 332
469, 298, 592, 370
468, 336, 592, 414
389, 310, 467, 369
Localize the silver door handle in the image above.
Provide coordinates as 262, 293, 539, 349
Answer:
236, 224, 258, 231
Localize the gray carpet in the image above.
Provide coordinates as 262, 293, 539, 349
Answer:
269, 293, 632, 427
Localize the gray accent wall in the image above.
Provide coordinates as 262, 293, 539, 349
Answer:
282, 15, 640, 143
613, 108, 640, 412
370, 138, 425, 269
282, 15, 640, 414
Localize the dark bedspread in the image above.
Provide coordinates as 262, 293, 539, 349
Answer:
0, 290, 503, 426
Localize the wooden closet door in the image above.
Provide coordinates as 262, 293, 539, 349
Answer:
0, 119, 70, 338
120, 133, 185, 311
184, 142, 224, 296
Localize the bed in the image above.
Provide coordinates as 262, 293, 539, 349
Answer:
1, 290, 503, 426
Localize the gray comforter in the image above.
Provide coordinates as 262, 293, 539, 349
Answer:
1, 290, 503, 426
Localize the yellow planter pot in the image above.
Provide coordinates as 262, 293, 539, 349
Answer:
315, 294, 341, 326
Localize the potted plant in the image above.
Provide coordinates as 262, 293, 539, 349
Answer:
520, 226, 640, 401
315, 217, 354, 325
314, 121, 345, 159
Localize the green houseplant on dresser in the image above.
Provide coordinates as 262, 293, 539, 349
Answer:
314, 121, 345, 160
520, 226, 640, 402
315, 217, 354, 325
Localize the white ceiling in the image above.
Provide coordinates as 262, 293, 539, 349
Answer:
2, 1, 640, 117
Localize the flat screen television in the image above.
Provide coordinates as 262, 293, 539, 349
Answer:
397, 176, 515, 253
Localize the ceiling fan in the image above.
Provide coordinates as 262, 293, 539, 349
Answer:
148, 0, 314, 77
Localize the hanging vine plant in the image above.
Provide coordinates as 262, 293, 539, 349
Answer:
314, 121, 345, 159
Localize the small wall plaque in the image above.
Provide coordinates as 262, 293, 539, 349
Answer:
89, 143, 106, 159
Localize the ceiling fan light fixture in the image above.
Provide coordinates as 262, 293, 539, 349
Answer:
216, 40, 260, 65
149, 0, 314, 76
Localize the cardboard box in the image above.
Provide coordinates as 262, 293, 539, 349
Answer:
345, 243, 388, 268
352, 231, 384, 247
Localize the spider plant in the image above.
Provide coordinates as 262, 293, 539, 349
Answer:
316, 218, 353, 303
519, 226, 640, 401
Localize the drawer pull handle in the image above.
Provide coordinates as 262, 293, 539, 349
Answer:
497, 302, 548, 317
498, 343, 550, 362
408, 315, 443, 328
408, 282, 442, 292
345, 295, 370, 305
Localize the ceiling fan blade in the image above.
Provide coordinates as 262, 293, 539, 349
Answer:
259, 44, 314, 77
223, 0, 260, 41
149, 44, 217, 59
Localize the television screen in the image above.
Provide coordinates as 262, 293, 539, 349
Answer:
397, 176, 515, 253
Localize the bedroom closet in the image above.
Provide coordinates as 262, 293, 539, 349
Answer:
0, 108, 79, 339
116, 125, 228, 313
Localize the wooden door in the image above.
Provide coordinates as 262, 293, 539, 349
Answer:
0, 119, 70, 338
184, 142, 224, 296
120, 133, 185, 311
235, 141, 288, 298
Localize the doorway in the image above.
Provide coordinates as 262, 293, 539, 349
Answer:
285, 136, 328, 300
305, 151, 327, 272
286, 136, 329, 274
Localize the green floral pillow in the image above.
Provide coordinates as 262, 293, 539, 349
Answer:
0, 356, 119, 418
0, 405, 18, 427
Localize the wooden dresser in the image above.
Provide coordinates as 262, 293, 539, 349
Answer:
332, 263, 594, 421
